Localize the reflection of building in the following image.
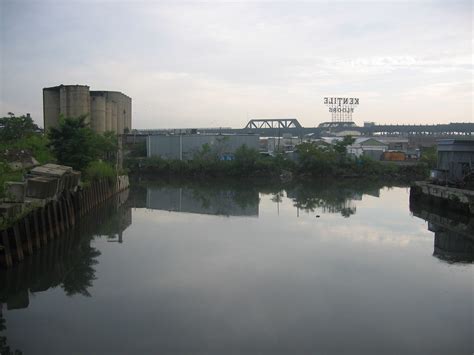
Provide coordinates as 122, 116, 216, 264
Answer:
43, 84, 132, 134
432, 228, 474, 263
410, 200, 474, 263
146, 187, 259, 217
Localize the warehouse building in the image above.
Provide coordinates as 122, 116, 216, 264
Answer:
433, 139, 474, 184
43, 84, 132, 134
147, 134, 259, 160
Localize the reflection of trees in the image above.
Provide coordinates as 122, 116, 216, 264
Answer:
61, 243, 101, 297
139, 177, 261, 216
0, 191, 130, 309
286, 179, 389, 217
133, 176, 395, 218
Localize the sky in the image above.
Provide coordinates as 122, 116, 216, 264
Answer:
0, 0, 472, 129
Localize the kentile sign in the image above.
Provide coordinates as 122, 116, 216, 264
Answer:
324, 97, 360, 122
324, 97, 359, 105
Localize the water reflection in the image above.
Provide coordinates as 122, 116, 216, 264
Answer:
410, 198, 474, 263
1, 179, 473, 354
132, 178, 395, 218
0, 189, 131, 353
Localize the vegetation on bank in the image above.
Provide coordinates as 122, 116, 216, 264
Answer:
126, 138, 430, 181
0, 114, 53, 196
0, 114, 122, 198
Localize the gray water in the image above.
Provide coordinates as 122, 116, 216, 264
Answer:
1, 179, 473, 355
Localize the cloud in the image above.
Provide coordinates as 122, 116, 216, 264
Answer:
0, 0, 472, 127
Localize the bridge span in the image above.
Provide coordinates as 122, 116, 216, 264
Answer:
134, 119, 474, 138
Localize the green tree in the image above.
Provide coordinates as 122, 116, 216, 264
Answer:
234, 144, 261, 171
333, 135, 355, 155
420, 146, 437, 169
0, 114, 39, 141
48, 115, 117, 171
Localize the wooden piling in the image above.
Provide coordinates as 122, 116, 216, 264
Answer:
54, 202, 61, 238
23, 216, 34, 255
47, 204, 55, 241
1, 230, 13, 268
12, 224, 24, 261
57, 198, 65, 234
32, 209, 41, 249
40, 206, 48, 246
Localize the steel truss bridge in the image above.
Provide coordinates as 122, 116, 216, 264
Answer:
135, 119, 474, 138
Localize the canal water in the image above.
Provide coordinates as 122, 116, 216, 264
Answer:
1, 179, 473, 354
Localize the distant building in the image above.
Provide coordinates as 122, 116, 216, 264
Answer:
346, 138, 388, 160
43, 84, 132, 134
432, 139, 474, 183
146, 134, 259, 160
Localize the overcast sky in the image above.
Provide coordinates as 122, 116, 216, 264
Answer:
1, 0, 472, 129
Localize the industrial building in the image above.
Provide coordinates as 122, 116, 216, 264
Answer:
147, 134, 259, 160
432, 139, 474, 184
43, 84, 132, 134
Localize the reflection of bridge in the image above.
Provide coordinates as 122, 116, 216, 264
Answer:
134, 119, 474, 138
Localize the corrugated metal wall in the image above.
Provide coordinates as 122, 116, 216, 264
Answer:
147, 135, 259, 159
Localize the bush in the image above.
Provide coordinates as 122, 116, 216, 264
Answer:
48, 115, 118, 171
0, 162, 23, 198
84, 161, 116, 183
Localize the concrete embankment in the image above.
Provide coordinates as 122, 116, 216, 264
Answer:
0, 175, 129, 268
410, 181, 474, 215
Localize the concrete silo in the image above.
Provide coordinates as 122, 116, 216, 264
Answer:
59, 85, 91, 123
90, 93, 107, 133
111, 100, 118, 133
43, 84, 132, 134
43, 86, 61, 130
105, 100, 113, 132
104, 92, 131, 134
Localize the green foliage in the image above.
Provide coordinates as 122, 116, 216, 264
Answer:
48, 115, 118, 171
0, 161, 23, 198
333, 135, 355, 155
194, 142, 218, 161
128, 141, 147, 157
128, 139, 429, 181
0, 114, 39, 142
420, 146, 437, 169
234, 144, 261, 172
295, 142, 339, 176
84, 161, 116, 182
0, 134, 54, 165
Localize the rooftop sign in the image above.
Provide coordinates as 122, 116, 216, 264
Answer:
323, 97, 359, 123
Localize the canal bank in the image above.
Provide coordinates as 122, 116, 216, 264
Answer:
0, 171, 129, 268
410, 182, 474, 215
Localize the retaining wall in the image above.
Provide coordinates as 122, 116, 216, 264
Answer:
410, 181, 474, 215
0, 176, 129, 268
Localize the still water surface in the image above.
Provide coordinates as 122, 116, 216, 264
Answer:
1, 179, 473, 354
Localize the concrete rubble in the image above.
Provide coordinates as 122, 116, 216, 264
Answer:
1, 163, 81, 223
